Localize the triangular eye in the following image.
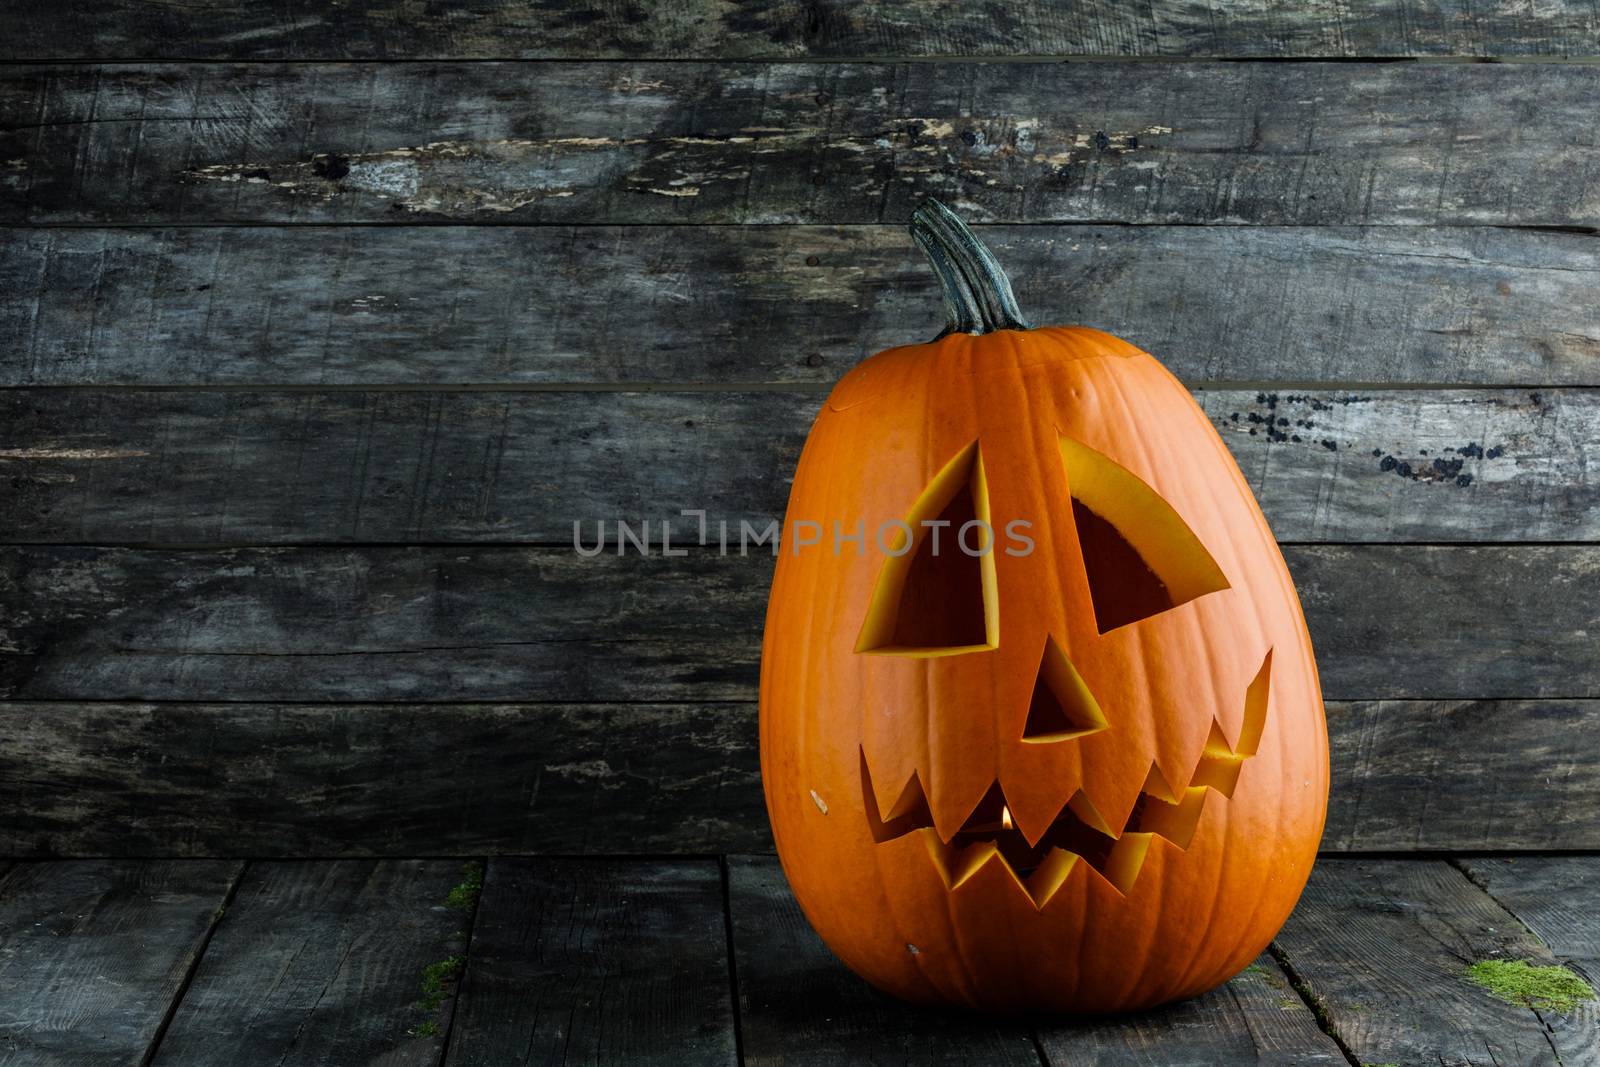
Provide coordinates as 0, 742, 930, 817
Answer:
856, 442, 999, 656
1060, 436, 1229, 633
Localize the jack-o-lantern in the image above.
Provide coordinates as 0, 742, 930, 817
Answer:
760, 201, 1328, 1013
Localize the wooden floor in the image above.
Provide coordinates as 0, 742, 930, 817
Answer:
0, 854, 1593, 1066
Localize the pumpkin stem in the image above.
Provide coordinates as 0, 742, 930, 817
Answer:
909, 199, 1033, 338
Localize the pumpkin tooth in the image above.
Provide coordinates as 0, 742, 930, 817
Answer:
1130, 787, 1210, 850
1066, 790, 1116, 836
947, 842, 1001, 890
1096, 833, 1157, 896
1022, 849, 1081, 909
917, 830, 998, 891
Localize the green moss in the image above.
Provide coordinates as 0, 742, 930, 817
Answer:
1466, 959, 1594, 1013
420, 955, 465, 1011
445, 863, 484, 912
408, 1021, 441, 1038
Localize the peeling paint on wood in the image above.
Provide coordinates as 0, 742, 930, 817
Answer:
12, 63, 1600, 224
0, 447, 150, 460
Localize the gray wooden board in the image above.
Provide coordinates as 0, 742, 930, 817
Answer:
1457, 857, 1600, 981
151, 860, 471, 1066
14, 63, 1600, 225
444, 858, 736, 1066
3, 544, 1598, 704
1, 387, 1593, 544
1324, 701, 1600, 852
725, 854, 1045, 1066
0, 702, 765, 857
10, 1, 1600, 60
0, 859, 242, 1066
0, 545, 768, 704
7, 225, 1600, 387
1274, 858, 1598, 1066
1289, 544, 1600, 701
0, 699, 1596, 856
1033, 960, 1345, 1066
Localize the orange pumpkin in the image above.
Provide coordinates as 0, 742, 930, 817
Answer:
760, 200, 1328, 1013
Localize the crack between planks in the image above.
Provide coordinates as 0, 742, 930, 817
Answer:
1446, 856, 1582, 1060
437, 856, 489, 1065
138, 859, 250, 1067
0, 56, 1558, 67
1265, 941, 1362, 1067
7, 381, 1600, 393
1, 219, 1600, 233
717, 856, 747, 1067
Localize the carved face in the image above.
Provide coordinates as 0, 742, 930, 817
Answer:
760, 327, 1328, 1015
856, 429, 1273, 907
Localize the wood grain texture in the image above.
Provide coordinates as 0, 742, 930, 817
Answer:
152, 860, 471, 1066
10, 1, 1600, 59
1288, 544, 1600, 700
13, 62, 1600, 225
1452, 860, 1600, 1067
1274, 859, 1598, 1065
726, 854, 1044, 1066
3, 699, 1598, 856
8, 225, 1600, 387
0, 702, 765, 857
1034, 958, 1345, 1066
1457, 857, 1600, 981
0, 545, 767, 704
2, 387, 1593, 544
0, 859, 242, 1066
4, 545, 1598, 704
1325, 701, 1600, 851
445, 858, 736, 1066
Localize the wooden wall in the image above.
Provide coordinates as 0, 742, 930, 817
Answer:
2, 3, 1598, 857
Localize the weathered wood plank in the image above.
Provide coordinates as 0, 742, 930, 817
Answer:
11, 63, 1600, 225
1457, 857, 1600, 981
1325, 702, 1600, 852
3, 699, 1598, 856
9, 1, 1600, 60
0, 860, 242, 1065
445, 858, 736, 1066
152, 860, 472, 1066
3, 545, 1597, 704
2, 387, 1592, 544
726, 855, 1042, 1066
1034, 957, 1345, 1066
0, 546, 766, 704
1274, 859, 1599, 1065
1289, 545, 1600, 700
0, 702, 765, 857
8, 225, 1599, 387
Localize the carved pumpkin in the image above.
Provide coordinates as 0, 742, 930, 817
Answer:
760, 201, 1328, 1013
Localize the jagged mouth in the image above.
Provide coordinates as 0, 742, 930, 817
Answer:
860, 734, 1251, 909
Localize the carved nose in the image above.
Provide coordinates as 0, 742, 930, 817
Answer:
1021, 635, 1109, 742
